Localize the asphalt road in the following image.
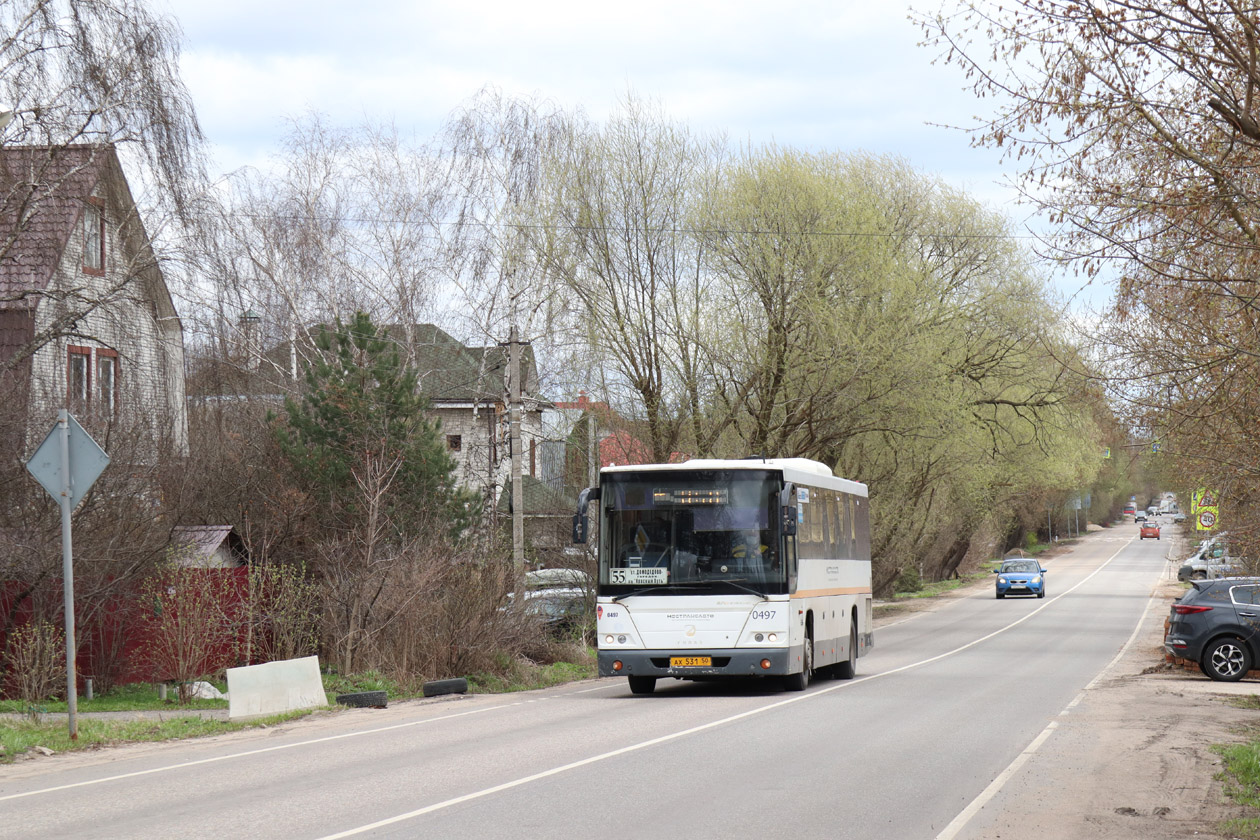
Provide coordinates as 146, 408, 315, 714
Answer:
1, 529, 1163, 840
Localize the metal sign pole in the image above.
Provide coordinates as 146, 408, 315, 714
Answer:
27, 410, 109, 742
58, 410, 78, 740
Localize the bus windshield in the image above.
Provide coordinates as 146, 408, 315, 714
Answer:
600, 470, 784, 595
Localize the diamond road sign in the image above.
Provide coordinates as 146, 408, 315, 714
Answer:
25, 413, 109, 509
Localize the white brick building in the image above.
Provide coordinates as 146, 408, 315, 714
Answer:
0, 145, 187, 461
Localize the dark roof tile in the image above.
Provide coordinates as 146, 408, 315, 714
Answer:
0, 145, 110, 310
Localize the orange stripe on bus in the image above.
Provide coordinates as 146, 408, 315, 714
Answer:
790, 587, 872, 598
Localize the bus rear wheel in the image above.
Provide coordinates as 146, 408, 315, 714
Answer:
834, 620, 857, 680
628, 676, 657, 695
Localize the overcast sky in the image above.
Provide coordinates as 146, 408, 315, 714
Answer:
159, 0, 1110, 311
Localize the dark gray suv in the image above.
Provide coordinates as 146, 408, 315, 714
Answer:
1166, 578, 1260, 681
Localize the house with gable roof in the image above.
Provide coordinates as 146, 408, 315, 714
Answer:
389, 324, 544, 503
189, 320, 548, 511
0, 144, 187, 460
169, 525, 250, 569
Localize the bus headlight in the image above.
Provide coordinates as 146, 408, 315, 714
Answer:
617, 635, 627, 644
605, 635, 614, 644
755, 633, 764, 642
768, 633, 778, 642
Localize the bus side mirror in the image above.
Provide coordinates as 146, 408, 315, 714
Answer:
782, 506, 797, 536
780, 481, 797, 536
572, 486, 600, 544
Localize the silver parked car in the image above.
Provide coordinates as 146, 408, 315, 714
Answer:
1178, 535, 1239, 581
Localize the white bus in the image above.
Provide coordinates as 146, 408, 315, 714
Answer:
572, 457, 873, 695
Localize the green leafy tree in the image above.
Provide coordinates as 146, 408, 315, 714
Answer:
274, 311, 475, 536
695, 148, 1104, 589
273, 312, 481, 672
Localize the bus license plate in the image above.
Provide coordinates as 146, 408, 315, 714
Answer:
670, 656, 711, 667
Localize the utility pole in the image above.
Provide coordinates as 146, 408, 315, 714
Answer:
587, 409, 598, 489
509, 325, 524, 569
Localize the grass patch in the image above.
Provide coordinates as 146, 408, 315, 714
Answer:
467, 654, 597, 694
0, 650, 600, 762
1229, 696, 1260, 712
1215, 739, 1260, 837
1214, 740, 1260, 809
0, 681, 229, 714
0, 707, 318, 763
1216, 818, 1260, 839
321, 669, 422, 700
892, 569, 992, 600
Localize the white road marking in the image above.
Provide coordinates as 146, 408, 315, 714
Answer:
316, 539, 1138, 839
934, 543, 1155, 840
0, 702, 524, 802
6, 535, 1140, 836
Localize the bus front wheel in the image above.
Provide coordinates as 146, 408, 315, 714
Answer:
628, 676, 657, 695
784, 633, 813, 692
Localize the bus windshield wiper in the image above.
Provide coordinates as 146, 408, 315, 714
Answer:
612, 582, 700, 603
716, 579, 770, 600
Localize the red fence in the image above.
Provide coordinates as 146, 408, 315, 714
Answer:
0, 567, 255, 696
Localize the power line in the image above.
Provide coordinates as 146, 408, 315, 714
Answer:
221, 210, 1046, 242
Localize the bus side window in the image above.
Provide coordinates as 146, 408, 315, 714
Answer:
809, 496, 824, 553
827, 491, 841, 560
840, 494, 853, 559
821, 491, 832, 556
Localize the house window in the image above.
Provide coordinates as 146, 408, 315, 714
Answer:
67, 346, 91, 408
97, 349, 118, 416
82, 199, 104, 274
447, 434, 462, 452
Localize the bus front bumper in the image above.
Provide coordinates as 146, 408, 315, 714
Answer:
598, 648, 793, 678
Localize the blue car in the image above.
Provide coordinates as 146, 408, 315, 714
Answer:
995, 559, 1047, 599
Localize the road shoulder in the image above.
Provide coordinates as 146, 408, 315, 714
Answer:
956, 530, 1259, 839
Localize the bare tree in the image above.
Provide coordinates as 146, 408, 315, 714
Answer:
538, 94, 724, 461
916, 0, 1260, 534
440, 88, 571, 344
135, 562, 243, 704
0, 0, 205, 373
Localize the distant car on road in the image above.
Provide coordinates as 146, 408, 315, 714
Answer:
1165, 578, 1260, 681
1134, 511, 1147, 523
994, 559, 1047, 599
1140, 521, 1161, 540
1172, 512, 1187, 523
